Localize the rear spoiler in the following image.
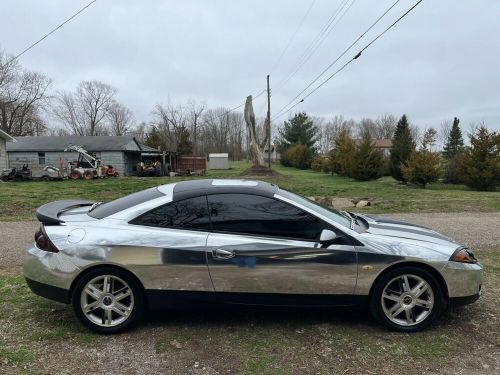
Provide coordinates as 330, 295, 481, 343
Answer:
36, 200, 94, 224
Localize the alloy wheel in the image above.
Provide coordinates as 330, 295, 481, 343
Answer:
80, 275, 134, 328
381, 274, 434, 327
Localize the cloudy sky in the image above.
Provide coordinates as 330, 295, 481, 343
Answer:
1, 0, 499, 131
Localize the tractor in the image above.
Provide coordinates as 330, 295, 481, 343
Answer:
64, 144, 119, 180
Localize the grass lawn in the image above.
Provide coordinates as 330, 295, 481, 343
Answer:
0, 161, 499, 221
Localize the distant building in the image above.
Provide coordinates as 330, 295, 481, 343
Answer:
263, 144, 280, 162
208, 153, 229, 169
354, 138, 392, 157
6, 135, 162, 176
0, 129, 15, 170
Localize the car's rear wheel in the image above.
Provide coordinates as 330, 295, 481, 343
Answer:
370, 266, 445, 332
72, 268, 144, 333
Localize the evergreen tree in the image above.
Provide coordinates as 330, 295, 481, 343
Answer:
443, 117, 464, 159
402, 128, 441, 188
144, 126, 163, 151
276, 112, 318, 152
390, 114, 415, 182
329, 127, 356, 177
351, 132, 384, 181
176, 126, 193, 155
460, 125, 500, 191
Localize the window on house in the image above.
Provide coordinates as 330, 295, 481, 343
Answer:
38, 152, 45, 165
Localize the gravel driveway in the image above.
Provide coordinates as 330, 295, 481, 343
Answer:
1, 212, 498, 269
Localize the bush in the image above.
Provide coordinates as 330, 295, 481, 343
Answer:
460, 126, 500, 191
402, 151, 441, 188
282, 144, 313, 169
443, 154, 466, 184
311, 155, 331, 173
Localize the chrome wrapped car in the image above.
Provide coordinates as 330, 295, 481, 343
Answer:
24, 179, 483, 333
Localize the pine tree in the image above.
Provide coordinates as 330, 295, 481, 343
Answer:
460, 125, 500, 191
176, 126, 193, 155
276, 112, 318, 152
329, 127, 356, 177
443, 117, 464, 159
390, 114, 415, 182
351, 132, 384, 181
402, 128, 442, 188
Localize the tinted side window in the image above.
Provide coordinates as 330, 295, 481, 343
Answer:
131, 196, 210, 230
89, 187, 164, 219
207, 194, 324, 240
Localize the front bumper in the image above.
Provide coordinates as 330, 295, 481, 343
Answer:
441, 261, 483, 299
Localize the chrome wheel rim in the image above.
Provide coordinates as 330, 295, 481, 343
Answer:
381, 274, 434, 327
80, 275, 134, 327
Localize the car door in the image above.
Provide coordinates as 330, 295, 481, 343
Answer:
126, 195, 213, 292
205, 193, 357, 296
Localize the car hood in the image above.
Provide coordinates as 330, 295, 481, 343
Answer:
355, 214, 461, 260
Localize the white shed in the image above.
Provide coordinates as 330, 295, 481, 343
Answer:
208, 153, 229, 169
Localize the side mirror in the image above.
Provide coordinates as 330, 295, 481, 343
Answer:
319, 229, 337, 246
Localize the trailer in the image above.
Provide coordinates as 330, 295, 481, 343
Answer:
177, 156, 206, 176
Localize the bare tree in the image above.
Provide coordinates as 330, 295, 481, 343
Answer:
244, 95, 269, 166
439, 119, 452, 144
152, 101, 189, 152
53, 80, 117, 136
0, 68, 51, 136
374, 113, 397, 139
187, 100, 206, 156
107, 101, 134, 136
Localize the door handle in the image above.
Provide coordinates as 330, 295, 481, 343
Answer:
212, 247, 235, 260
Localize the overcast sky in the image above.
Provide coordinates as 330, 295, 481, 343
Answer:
1, 0, 499, 131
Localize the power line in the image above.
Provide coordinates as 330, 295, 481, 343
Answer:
3, 0, 97, 68
273, 0, 402, 119
213, 89, 266, 121
276, 0, 357, 90
269, 0, 317, 75
273, 0, 424, 121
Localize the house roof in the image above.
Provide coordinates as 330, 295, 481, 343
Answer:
0, 129, 15, 142
6, 136, 148, 152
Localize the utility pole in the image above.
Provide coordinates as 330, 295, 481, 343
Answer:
267, 74, 271, 168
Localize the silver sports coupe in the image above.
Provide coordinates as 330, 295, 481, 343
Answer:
24, 179, 483, 333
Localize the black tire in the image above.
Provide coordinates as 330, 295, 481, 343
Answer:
370, 266, 445, 332
72, 267, 145, 334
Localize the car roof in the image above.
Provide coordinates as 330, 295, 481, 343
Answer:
160, 179, 279, 200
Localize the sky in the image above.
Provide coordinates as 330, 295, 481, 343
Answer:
1, 0, 499, 131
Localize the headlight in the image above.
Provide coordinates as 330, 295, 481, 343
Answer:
450, 248, 477, 264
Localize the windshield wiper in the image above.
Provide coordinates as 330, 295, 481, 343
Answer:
341, 211, 356, 230
89, 201, 103, 212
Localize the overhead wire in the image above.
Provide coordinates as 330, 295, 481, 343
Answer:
272, 0, 416, 121
276, 0, 357, 90
2, 0, 98, 68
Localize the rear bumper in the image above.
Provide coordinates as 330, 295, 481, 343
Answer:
25, 278, 70, 304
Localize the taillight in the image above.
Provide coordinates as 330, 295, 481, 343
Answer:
34, 226, 59, 253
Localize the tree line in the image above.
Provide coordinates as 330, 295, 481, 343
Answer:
275, 112, 500, 191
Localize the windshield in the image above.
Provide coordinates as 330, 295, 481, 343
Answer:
277, 189, 352, 229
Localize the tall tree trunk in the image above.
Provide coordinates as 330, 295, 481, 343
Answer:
244, 95, 265, 166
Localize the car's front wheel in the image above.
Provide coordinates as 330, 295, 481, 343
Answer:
370, 266, 445, 332
72, 268, 144, 333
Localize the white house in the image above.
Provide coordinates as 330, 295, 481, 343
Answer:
0, 129, 15, 170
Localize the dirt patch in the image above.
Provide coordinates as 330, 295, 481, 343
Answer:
240, 164, 283, 177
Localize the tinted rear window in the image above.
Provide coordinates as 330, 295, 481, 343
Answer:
88, 187, 164, 219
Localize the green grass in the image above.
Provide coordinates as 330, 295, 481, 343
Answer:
0, 161, 499, 221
